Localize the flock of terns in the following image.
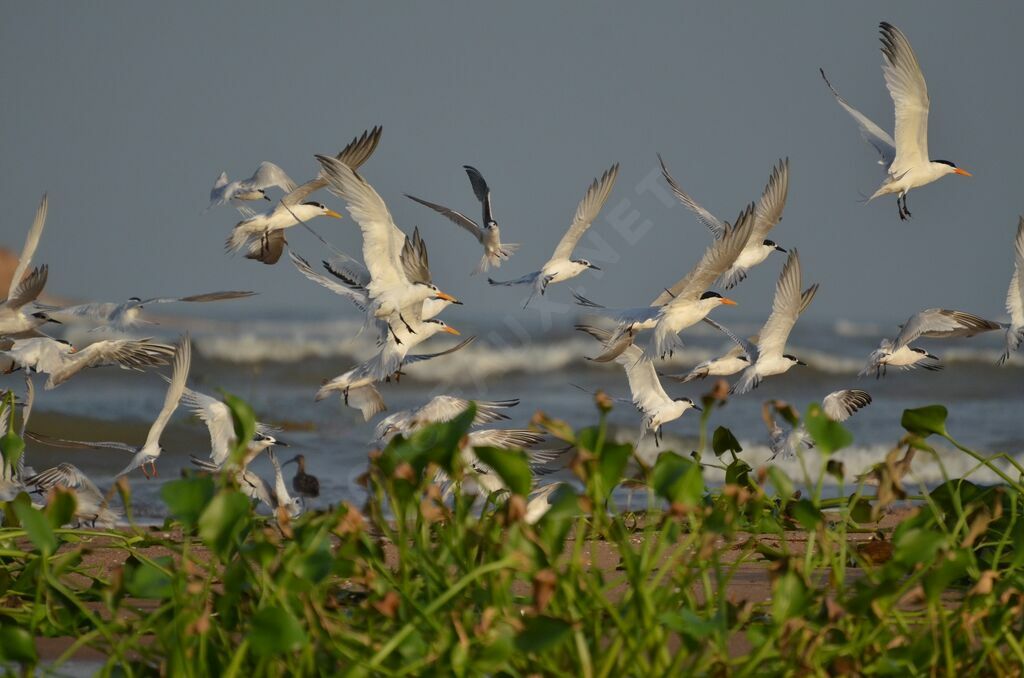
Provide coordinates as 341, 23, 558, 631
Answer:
1, 22, 1023, 528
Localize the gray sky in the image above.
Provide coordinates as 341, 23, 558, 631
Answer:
3, 1, 1022, 325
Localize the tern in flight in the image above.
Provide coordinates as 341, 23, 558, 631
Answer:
860, 309, 1001, 377
37, 290, 256, 332
406, 165, 519, 274
1, 336, 175, 389
659, 155, 789, 289
373, 395, 520, 442
583, 204, 753, 361
315, 155, 461, 340
25, 464, 121, 528
26, 336, 191, 479
821, 22, 971, 220
488, 164, 619, 307
208, 161, 296, 209
225, 127, 382, 264
578, 324, 700, 446
702, 250, 818, 395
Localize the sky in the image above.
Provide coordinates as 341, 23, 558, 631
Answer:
2, 1, 1022, 327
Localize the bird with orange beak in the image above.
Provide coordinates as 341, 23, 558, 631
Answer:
821, 22, 971, 221
581, 203, 753, 362
223, 126, 383, 264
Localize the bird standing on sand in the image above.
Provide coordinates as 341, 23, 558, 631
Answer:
821, 22, 971, 220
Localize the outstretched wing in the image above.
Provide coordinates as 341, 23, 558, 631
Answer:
5, 265, 48, 310
245, 161, 297, 193
464, 165, 494, 225
548, 164, 619, 262
892, 308, 1001, 349
289, 252, 369, 312
757, 250, 809, 359
657, 154, 728, 238
822, 389, 872, 422
26, 430, 136, 453
752, 158, 789, 241
879, 22, 930, 178
8, 194, 48, 300
405, 194, 483, 242
317, 154, 407, 292
142, 336, 191, 450
282, 126, 383, 206
140, 290, 257, 305
819, 68, 896, 167
652, 203, 756, 305
47, 338, 176, 388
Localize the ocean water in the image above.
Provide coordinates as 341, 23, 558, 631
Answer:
8, 309, 1023, 519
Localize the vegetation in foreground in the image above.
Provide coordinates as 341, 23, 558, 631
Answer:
1, 389, 1023, 676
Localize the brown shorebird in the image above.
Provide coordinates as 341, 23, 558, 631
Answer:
283, 454, 319, 499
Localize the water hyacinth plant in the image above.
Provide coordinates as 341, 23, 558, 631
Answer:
0, 387, 1022, 675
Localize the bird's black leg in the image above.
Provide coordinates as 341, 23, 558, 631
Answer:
399, 313, 415, 334
388, 323, 403, 345
902, 194, 911, 219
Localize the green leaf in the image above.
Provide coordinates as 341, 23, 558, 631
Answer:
123, 556, 173, 599
651, 453, 704, 506
198, 490, 251, 556
514, 615, 572, 654
247, 605, 307, 655
789, 499, 822, 530
595, 442, 632, 498
725, 458, 752, 487
923, 550, 971, 603
44, 487, 77, 529
0, 624, 37, 663
901, 405, 948, 438
849, 498, 873, 524
473, 446, 532, 496
0, 432, 25, 475
711, 427, 742, 456
767, 467, 794, 500
804, 404, 853, 455
772, 570, 810, 623
388, 404, 477, 477
658, 609, 720, 641
892, 528, 947, 566
161, 476, 215, 528
13, 502, 56, 555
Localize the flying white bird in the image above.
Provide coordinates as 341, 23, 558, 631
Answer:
708, 251, 818, 395
578, 324, 700, 446
373, 396, 520, 442
860, 309, 1000, 377
36, 290, 256, 332
1, 336, 176, 389
208, 161, 297, 209
315, 155, 461, 339
26, 337, 191, 478
406, 165, 519, 274
658, 155, 789, 288
178, 383, 285, 469
1000, 217, 1024, 364
488, 164, 619, 307
315, 336, 476, 419
1, 195, 59, 337
664, 329, 758, 383
764, 390, 871, 460
584, 204, 753, 361
821, 22, 971, 220
225, 127, 382, 264
25, 463, 121, 528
